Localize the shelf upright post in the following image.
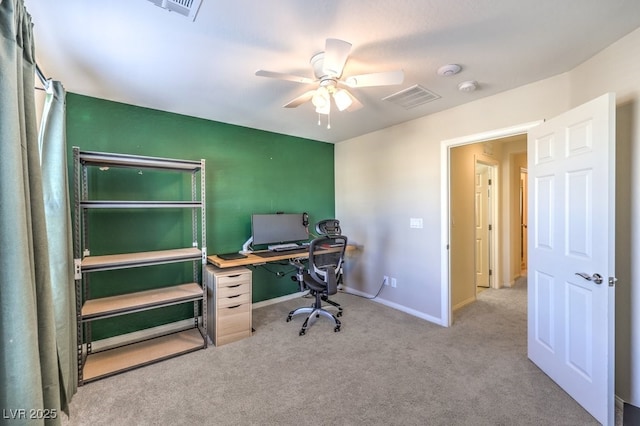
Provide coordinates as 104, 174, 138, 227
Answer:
72, 146, 85, 384
200, 159, 207, 346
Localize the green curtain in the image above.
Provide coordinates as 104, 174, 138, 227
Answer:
1, 0, 75, 423
39, 80, 77, 414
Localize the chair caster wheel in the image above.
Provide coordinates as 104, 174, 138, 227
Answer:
286, 316, 292, 322
337, 311, 343, 317
334, 326, 341, 332
299, 329, 306, 336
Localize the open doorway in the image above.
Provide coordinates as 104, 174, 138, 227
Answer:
441, 122, 537, 325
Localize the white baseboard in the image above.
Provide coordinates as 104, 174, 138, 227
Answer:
341, 286, 445, 326
252, 290, 308, 309
616, 394, 624, 411
452, 296, 475, 312
90, 285, 483, 351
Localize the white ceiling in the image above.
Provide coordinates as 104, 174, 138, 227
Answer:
27, 0, 640, 143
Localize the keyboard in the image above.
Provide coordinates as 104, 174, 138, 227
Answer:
268, 243, 301, 252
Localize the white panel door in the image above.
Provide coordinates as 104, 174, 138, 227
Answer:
528, 93, 615, 425
475, 163, 490, 288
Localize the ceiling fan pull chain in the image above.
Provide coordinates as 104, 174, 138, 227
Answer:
327, 110, 331, 129
317, 113, 321, 126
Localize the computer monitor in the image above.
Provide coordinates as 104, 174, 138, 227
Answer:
251, 213, 309, 246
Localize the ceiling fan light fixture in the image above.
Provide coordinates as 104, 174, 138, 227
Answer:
315, 102, 330, 115
333, 89, 353, 111
312, 86, 330, 109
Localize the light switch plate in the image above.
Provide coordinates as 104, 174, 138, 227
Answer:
410, 217, 423, 228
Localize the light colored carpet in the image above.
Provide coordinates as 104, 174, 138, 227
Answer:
62, 278, 607, 425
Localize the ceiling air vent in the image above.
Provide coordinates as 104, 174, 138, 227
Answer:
383, 84, 440, 109
147, 0, 203, 21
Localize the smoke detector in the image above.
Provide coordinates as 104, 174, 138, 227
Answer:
458, 80, 478, 92
437, 64, 462, 77
147, 0, 202, 21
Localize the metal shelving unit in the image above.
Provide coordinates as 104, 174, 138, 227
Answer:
73, 147, 207, 385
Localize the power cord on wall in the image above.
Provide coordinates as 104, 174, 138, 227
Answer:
338, 277, 386, 300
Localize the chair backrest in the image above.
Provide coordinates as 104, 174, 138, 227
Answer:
308, 235, 347, 295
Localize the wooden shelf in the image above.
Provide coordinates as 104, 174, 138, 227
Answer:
81, 247, 202, 272
82, 283, 203, 320
73, 148, 207, 385
79, 150, 202, 171
82, 328, 204, 383
81, 200, 202, 209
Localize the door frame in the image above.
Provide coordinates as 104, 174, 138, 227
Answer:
440, 121, 542, 327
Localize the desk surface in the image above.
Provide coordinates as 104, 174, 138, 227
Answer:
207, 246, 353, 268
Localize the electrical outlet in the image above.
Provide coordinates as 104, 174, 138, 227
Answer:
383, 276, 390, 286
391, 277, 397, 288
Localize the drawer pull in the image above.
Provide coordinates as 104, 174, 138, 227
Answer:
227, 304, 241, 309
228, 274, 241, 278
228, 284, 241, 288
228, 294, 241, 299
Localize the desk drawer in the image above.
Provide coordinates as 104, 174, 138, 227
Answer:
217, 282, 251, 299
217, 273, 249, 287
217, 303, 251, 333
217, 291, 251, 308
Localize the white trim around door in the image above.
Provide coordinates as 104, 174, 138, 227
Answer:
440, 121, 543, 327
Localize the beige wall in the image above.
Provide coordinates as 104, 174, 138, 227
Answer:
502, 141, 527, 284
335, 27, 640, 404
510, 151, 527, 280
335, 71, 569, 318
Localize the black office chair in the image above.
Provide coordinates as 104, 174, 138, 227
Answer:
314, 219, 345, 313
289, 219, 344, 315
286, 234, 347, 335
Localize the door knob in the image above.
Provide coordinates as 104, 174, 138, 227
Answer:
575, 272, 604, 284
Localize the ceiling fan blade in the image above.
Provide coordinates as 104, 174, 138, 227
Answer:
283, 90, 316, 108
343, 70, 404, 88
344, 90, 363, 112
322, 38, 352, 77
255, 69, 315, 85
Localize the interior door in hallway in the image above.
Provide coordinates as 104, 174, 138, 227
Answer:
520, 169, 528, 272
528, 93, 616, 425
475, 162, 492, 288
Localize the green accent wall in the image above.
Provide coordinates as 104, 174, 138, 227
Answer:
67, 94, 335, 339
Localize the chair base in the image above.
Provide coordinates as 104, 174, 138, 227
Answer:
286, 305, 341, 335
321, 295, 343, 316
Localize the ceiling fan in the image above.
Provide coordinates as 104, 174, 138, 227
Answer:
255, 38, 404, 127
